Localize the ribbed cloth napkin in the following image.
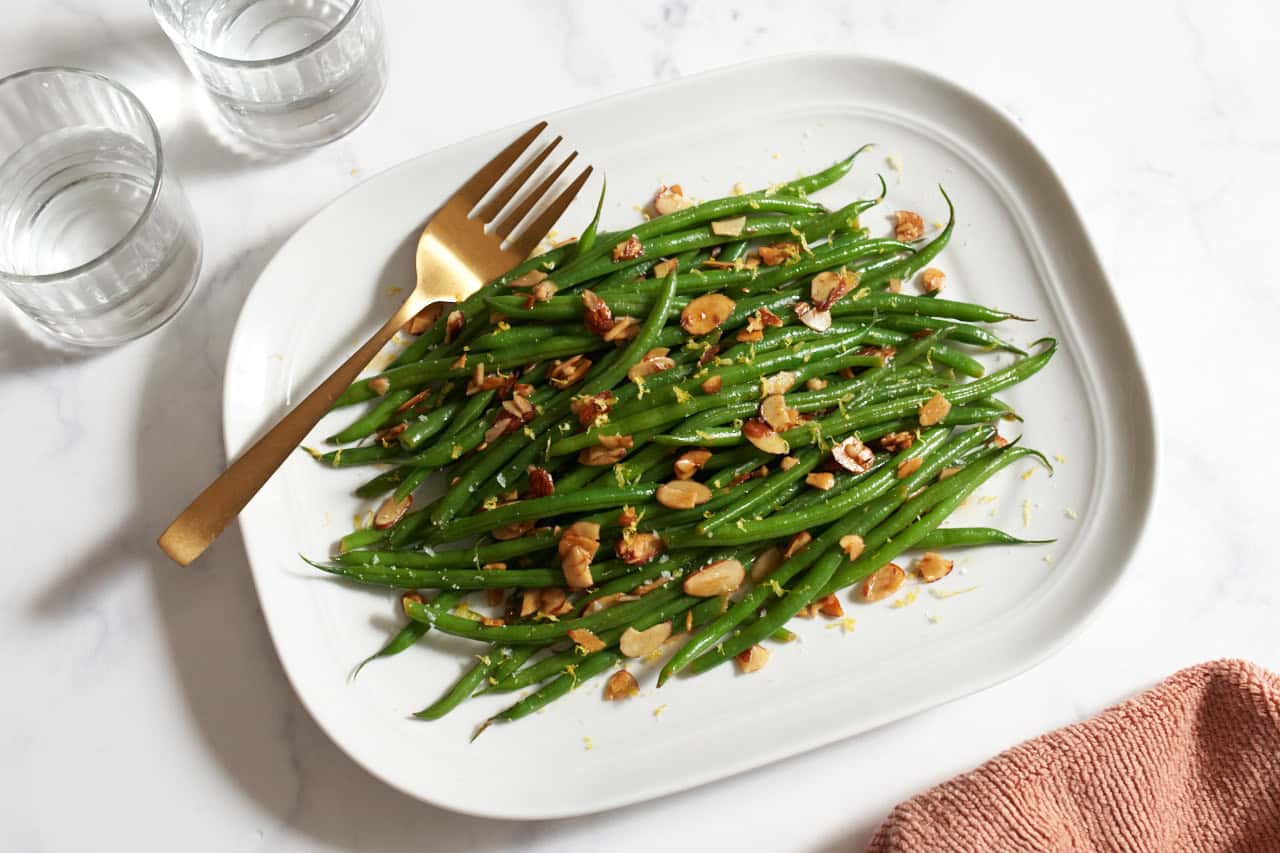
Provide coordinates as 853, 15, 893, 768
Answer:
868, 659, 1280, 852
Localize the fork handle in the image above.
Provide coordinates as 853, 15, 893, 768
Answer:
158, 293, 432, 566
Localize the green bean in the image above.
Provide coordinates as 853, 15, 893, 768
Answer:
351, 590, 461, 679
354, 466, 410, 499
308, 560, 568, 591
309, 444, 406, 468
875, 315, 1026, 355
328, 388, 416, 444
468, 323, 578, 352
699, 448, 821, 535
338, 527, 388, 552
831, 291, 1028, 324
488, 645, 539, 685
397, 400, 463, 450
862, 186, 955, 289
572, 179, 607, 258
414, 653, 497, 720
776, 145, 872, 196
914, 527, 1054, 548
338, 534, 557, 569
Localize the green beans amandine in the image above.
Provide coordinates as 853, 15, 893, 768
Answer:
305, 151, 1059, 734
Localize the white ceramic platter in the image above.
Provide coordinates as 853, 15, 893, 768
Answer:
224, 53, 1156, 819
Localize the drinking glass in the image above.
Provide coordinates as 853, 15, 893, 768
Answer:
0, 67, 202, 347
149, 0, 387, 150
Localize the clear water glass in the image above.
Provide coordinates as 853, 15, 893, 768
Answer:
149, 0, 387, 150
0, 68, 202, 347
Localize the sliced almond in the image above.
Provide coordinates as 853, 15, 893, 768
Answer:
757, 242, 799, 266
683, 558, 745, 597
539, 587, 571, 616
896, 457, 924, 479
581, 289, 614, 336
444, 310, 464, 344
583, 593, 633, 615
750, 546, 784, 581
598, 433, 634, 451
860, 562, 906, 602
673, 449, 712, 480
578, 445, 628, 466
603, 669, 640, 700
878, 431, 915, 452
484, 416, 517, 445
735, 645, 770, 673
760, 394, 799, 432
779, 455, 799, 472
920, 267, 946, 294
653, 186, 693, 216
617, 505, 638, 528
701, 375, 723, 394
839, 534, 865, 560
404, 301, 449, 335
569, 628, 606, 653
894, 210, 924, 242
810, 269, 856, 310
806, 472, 836, 490
480, 562, 506, 571
619, 622, 673, 658
571, 390, 614, 427
520, 588, 540, 617
917, 552, 954, 583
532, 280, 558, 302
373, 495, 412, 529
656, 480, 713, 510
805, 377, 828, 391
612, 234, 645, 261
558, 521, 600, 588
627, 354, 676, 383
794, 301, 832, 332
509, 269, 548, 288
938, 466, 963, 481
652, 258, 679, 279
761, 370, 798, 396
816, 594, 844, 618
680, 293, 736, 336
526, 466, 555, 498
493, 520, 535, 540
742, 417, 789, 455
549, 354, 592, 388
481, 616, 505, 628
887, 277, 902, 294
603, 316, 641, 343
918, 392, 952, 426
710, 215, 747, 237
367, 376, 391, 396
784, 531, 812, 559
832, 437, 875, 474
615, 531, 663, 565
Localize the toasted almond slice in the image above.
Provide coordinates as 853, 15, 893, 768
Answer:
681, 294, 736, 336
654, 187, 693, 215
832, 437, 875, 474
612, 234, 645, 261
896, 457, 924, 479
735, 645, 770, 673
405, 302, 448, 335
367, 376, 391, 395
578, 445, 628, 466
761, 370, 798, 396
887, 277, 902, 294
710, 216, 747, 237
779, 455, 799, 472
652, 258, 679, 279
673, 449, 712, 480
480, 562, 506, 571
917, 552, 954, 582
760, 394, 797, 432
527, 466, 555, 498
750, 546, 784, 581
493, 520, 535, 540
810, 270, 854, 310
806, 472, 836, 490
604, 669, 640, 700
742, 417, 789, 455
481, 616, 505, 627
520, 589, 540, 617
878, 431, 915, 452
784, 531, 812, 559
816, 593, 844, 618
627, 355, 676, 383
794, 301, 832, 332
701, 375, 723, 394
615, 531, 663, 565
894, 210, 924, 242
581, 289, 614, 336
758, 242, 798, 266
918, 392, 952, 426
920, 267, 946, 294
617, 505, 638, 528
373, 494, 412, 529
839, 534, 865, 560
598, 433, 634, 451
603, 316, 641, 342
620, 622, 673, 657
548, 354, 592, 388
860, 562, 906, 602
569, 628, 606, 653
560, 544, 594, 588
444, 310, 464, 344
938, 465, 963, 481
583, 593, 627, 615
509, 269, 548, 288
656, 479, 713, 510
805, 377, 828, 391
532, 280, 558, 302
484, 416, 516, 445
683, 558, 745, 597
539, 587, 568, 615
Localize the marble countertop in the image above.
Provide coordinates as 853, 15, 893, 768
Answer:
4, 2, 1278, 850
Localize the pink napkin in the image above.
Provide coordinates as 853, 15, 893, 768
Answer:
868, 659, 1280, 852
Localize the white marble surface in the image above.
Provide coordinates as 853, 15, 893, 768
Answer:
3, 2, 1278, 850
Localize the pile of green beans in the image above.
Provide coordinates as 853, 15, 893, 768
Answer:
304, 149, 1057, 734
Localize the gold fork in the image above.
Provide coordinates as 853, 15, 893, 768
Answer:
159, 123, 592, 566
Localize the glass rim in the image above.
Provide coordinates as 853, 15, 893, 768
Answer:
0, 66, 165, 285
151, 0, 367, 70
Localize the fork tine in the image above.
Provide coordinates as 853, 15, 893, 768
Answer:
474, 135, 562, 224
509, 166, 595, 259
493, 151, 578, 240
453, 122, 548, 211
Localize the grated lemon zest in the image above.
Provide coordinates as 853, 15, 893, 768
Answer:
929, 585, 978, 600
